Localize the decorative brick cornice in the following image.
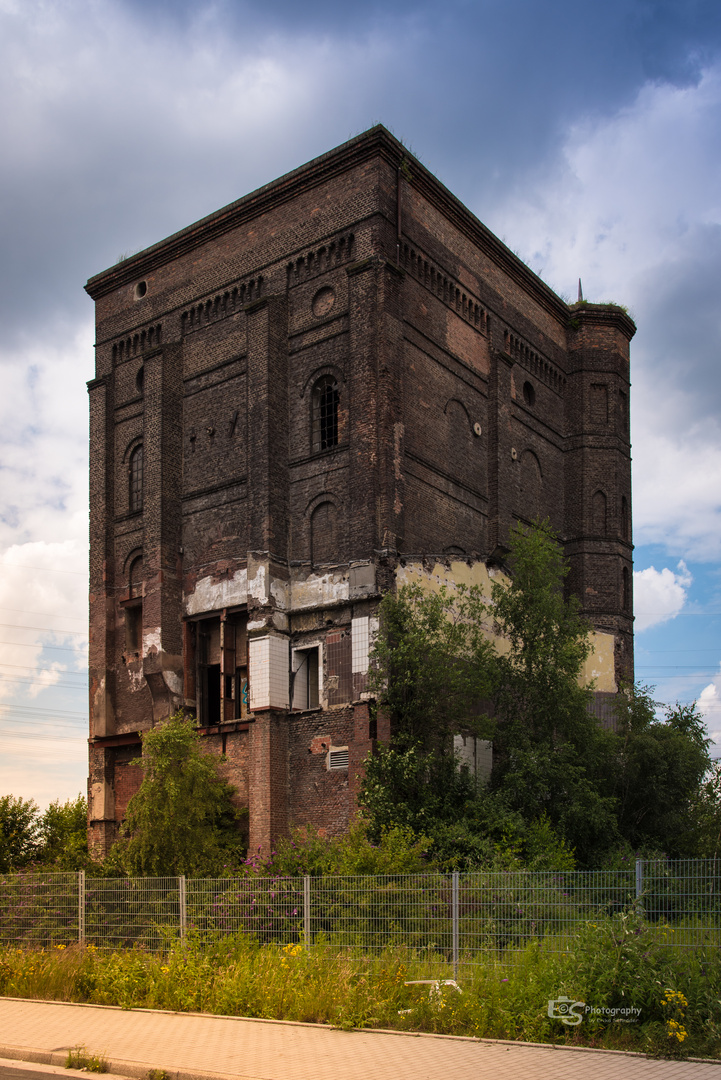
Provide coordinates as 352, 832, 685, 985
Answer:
568, 301, 637, 341
84, 126, 573, 325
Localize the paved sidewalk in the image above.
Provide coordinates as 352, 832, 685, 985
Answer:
0, 998, 718, 1080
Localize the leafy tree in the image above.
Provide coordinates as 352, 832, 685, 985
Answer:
485, 521, 619, 863
111, 711, 246, 876
359, 520, 714, 867
246, 821, 433, 876
361, 581, 495, 849
686, 760, 721, 858
38, 795, 89, 869
610, 688, 711, 855
0, 795, 40, 870
368, 581, 495, 752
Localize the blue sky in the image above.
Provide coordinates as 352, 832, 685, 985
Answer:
1, 0, 721, 806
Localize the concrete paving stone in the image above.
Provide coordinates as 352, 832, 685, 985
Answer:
0, 998, 718, 1080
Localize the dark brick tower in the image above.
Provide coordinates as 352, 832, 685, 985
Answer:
85, 126, 635, 858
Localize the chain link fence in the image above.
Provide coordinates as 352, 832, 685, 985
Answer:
1, 860, 719, 973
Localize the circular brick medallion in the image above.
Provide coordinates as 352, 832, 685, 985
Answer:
312, 286, 335, 319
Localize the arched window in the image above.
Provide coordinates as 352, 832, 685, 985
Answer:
311, 501, 338, 565
128, 555, 143, 598
518, 450, 541, 521
129, 444, 143, 513
621, 495, 630, 542
311, 376, 339, 453
592, 490, 607, 536
622, 566, 630, 612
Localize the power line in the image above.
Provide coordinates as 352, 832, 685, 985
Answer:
0, 606, 85, 622
1, 564, 86, 576
0, 704, 86, 718
0, 662, 87, 676
0, 622, 87, 637
0, 676, 86, 692
0, 729, 86, 741
0, 640, 86, 654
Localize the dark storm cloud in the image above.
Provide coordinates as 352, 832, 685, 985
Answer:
2, 0, 720, 353
636, 225, 721, 426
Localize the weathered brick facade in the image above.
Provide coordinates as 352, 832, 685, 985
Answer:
85, 126, 635, 858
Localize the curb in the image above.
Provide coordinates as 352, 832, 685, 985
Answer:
1, 998, 718, 1069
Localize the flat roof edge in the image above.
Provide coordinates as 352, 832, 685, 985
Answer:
84, 124, 571, 323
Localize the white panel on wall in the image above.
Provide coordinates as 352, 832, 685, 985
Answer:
351, 616, 370, 674
249, 636, 270, 710
268, 633, 290, 710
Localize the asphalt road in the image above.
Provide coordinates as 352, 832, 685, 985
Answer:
0, 1063, 130, 1080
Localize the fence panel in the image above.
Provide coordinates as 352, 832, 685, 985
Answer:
187, 877, 305, 942
638, 858, 721, 948
85, 877, 181, 949
458, 869, 636, 966
0, 860, 718, 958
0, 872, 79, 946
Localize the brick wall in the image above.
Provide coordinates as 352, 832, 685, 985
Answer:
86, 125, 635, 855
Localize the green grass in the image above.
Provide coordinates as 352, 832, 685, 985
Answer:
1, 913, 719, 1060
65, 1046, 108, 1073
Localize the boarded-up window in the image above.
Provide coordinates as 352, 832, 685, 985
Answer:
128, 555, 143, 598
518, 450, 541, 521
621, 495, 630, 542
311, 501, 338, 565
590, 384, 609, 425
592, 490, 607, 535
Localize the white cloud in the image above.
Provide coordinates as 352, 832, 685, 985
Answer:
633, 561, 692, 632
487, 64, 721, 560
696, 670, 721, 759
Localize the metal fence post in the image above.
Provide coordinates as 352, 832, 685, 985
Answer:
635, 859, 643, 902
179, 875, 187, 942
78, 870, 85, 946
452, 871, 459, 982
303, 875, 311, 950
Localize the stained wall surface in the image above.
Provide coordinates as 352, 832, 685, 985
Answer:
85, 126, 635, 856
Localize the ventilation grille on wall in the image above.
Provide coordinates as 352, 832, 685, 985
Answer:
328, 747, 349, 770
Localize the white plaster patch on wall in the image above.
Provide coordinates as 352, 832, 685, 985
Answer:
163, 670, 183, 696
143, 628, 162, 655
93, 674, 106, 708
248, 564, 267, 603
395, 559, 498, 599
184, 568, 248, 616
270, 577, 289, 610
582, 631, 617, 693
91, 780, 114, 820
248, 619, 267, 632
127, 665, 145, 692
290, 570, 349, 610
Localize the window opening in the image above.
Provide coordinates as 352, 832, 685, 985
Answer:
312, 377, 339, 453
234, 665, 249, 720
293, 647, 320, 710
195, 615, 247, 725
197, 621, 221, 726
124, 605, 142, 655
129, 444, 143, 513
